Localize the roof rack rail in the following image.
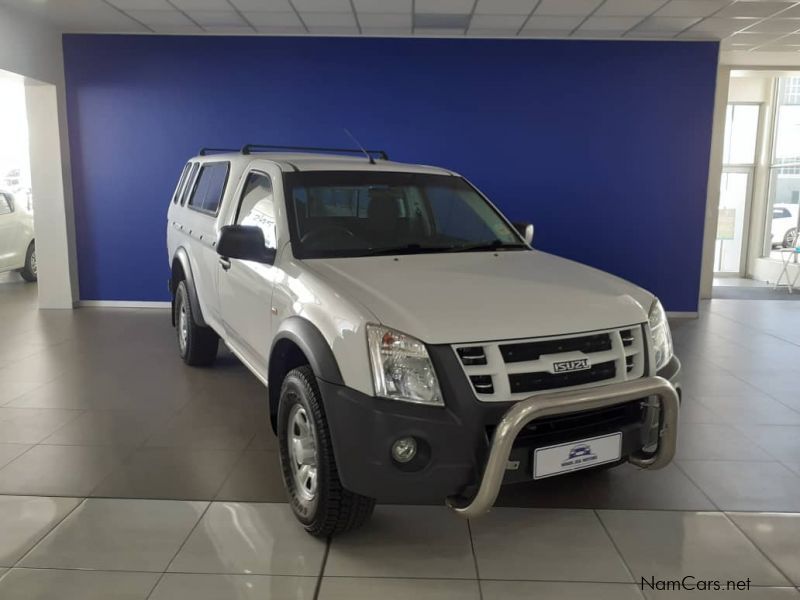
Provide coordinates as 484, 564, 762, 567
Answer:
240, 144, 389, 161
198, 147, 238, 156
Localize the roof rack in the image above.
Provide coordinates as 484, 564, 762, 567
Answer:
198, 147, 238, 156
240, 144, 389, 161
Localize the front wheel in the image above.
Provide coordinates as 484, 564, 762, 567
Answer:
278, 366, 375, 537
19, 242, 37, 282
174, 280, 218, 366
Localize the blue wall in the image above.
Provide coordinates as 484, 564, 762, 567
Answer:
63, 35, 718, 311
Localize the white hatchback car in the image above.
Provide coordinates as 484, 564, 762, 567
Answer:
0, 190, 36, 282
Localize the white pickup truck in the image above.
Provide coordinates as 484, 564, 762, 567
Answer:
166, 145, 681, 537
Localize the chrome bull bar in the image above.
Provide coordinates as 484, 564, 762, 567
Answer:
446, 376, 679, 519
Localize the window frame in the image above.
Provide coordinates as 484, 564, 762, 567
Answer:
186, 161, 230, 217
171, 163, 192, 205
234, 169, 274, 225
180, 163, 199, 206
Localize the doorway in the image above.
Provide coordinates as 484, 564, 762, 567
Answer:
0, 71, 37, 295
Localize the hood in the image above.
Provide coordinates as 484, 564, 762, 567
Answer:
304, 250, 653, 345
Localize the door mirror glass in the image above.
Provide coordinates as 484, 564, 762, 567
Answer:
217, 225, 276, 265
512, 221, 534, 245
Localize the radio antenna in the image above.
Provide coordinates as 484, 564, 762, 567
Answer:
344, 128, 375, 165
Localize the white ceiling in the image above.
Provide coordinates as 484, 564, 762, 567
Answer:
4, 0, 800, 52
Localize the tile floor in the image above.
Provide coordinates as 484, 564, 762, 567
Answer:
1, 274, 800, 597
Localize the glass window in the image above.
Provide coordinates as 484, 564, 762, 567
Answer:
171, 163, 191, 204
722, 104, 760, 165
0, 193, 12, 215
236, 172, 276, 250
284, 171, 524, 259
764, 77, 800, 254
180, 163, 198, 206
188, 162, 229, 214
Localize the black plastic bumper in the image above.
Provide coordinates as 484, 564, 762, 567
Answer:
320, 350, 681, 504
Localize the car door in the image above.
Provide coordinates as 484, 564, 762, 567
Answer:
185, 161, 230, 327
218, 168, 278, 374
0, 193, 19, 269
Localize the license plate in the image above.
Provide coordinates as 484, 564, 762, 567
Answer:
533, 432, 622, 479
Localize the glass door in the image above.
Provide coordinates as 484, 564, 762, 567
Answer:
714, 103, 761, 275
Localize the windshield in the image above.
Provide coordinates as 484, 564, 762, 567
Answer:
283, 171, 526, 259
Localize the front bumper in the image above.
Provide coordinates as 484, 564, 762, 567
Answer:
320, 349, 681, 509
446, 375, 679, 518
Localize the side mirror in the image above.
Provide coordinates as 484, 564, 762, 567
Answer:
217, 225, 276, 265
513, 222, 534, 245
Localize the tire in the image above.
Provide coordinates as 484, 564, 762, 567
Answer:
19, 242, 37, 282
174, 280, 218, 366
783, 227, 798, 248
278, 365, 375, 537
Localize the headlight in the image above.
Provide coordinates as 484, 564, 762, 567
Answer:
648, 299, 673, 372
367, 324, 444, 406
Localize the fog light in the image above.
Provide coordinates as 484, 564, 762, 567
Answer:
391, 437, 417, 463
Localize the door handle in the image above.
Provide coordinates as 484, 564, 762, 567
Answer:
219, 257, 231, 271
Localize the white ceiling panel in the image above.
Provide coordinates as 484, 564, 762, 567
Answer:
470, 14, 526, 28
203, 24, 254, 32
170, 0, 231, 10
414, 26, 465, 34
632, 16, 701, 33
467, 28, 518, 35
357, 12, 412, 26
686, 17, 760, 34
715, 1, 795, 19
302, 11, 357, 25
255, 24, 307, 32
523, 15, 583, 30
186, 9, 246, 25
353, 0, 412, 12
242, 11, 303, 25
739, 18, 800, 33
106, 0, 174, 10
230, 0, 295, 10
126, 9, 196, 25
655, 0, 729, 18
535, 0, 603, 17
292, 0, 353, 13
578, 16, 642, 31
474, 0, 536, 15
729, 30, 792, 44
414, 0, 474, 14
362, 26, 412, 34
595, 0, 665, 17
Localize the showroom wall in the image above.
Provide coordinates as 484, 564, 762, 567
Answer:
63, 35, 718, 312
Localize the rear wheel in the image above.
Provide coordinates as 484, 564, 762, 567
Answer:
278, 366, 375, 537
174, 280, 218, 366
19, 242, 37, 282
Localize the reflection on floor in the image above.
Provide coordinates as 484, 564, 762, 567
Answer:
1, 283, 800, 597
713, 276, 770, 288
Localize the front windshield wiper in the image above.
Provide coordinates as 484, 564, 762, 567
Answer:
361, 244, 451, 256
446, 240, 528, 253
359, 241, 527, 257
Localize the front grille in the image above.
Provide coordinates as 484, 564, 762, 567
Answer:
454, 325, 647, 402
487, 399, 645, 449
500, 333, 611, 363
508, 360, 616, 394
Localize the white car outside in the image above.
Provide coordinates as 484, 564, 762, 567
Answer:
166, 146, 681, 536
771, 203, 799, 248
0, 189, 36, 281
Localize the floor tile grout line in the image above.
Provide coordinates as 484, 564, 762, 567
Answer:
592, 509, 639, 591
146, 499, 215, 599
312, 537, 331, 600
671, 461, 722, 512
10, 496, 87, 570
465, 519, 483, 600
720, 511, 796, 588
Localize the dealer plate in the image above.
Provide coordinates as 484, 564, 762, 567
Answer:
533, 432, 622, 479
